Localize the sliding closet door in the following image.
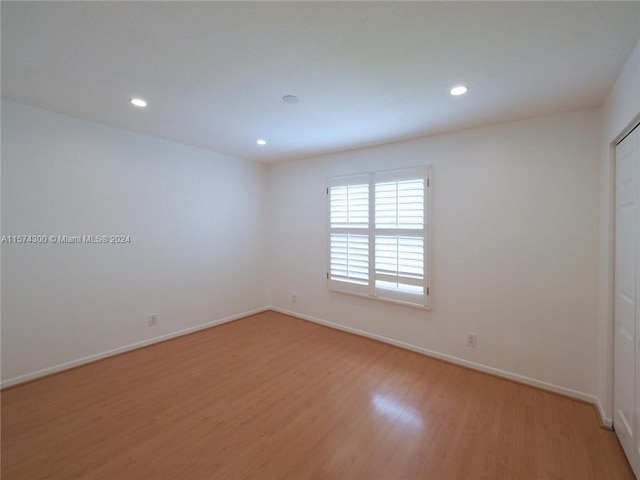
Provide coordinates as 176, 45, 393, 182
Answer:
614, 124, 639, 477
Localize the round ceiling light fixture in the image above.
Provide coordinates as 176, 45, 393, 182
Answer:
256, 139, 267, 146
450, 86, 468, 96
130, 98, 148, 107
282, 95, 299, 104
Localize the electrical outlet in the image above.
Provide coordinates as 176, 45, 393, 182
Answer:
148, 314, 158, 327
466, 333, 477, 348
292, 294, 297, 304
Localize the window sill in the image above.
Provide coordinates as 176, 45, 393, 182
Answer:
328, 287, 431, 310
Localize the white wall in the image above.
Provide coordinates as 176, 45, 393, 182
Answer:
1, 100, 268, 384
598, 39, 640, 421
268, 108, 601, 401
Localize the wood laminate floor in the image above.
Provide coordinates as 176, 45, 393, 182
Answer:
1, 311, 634, 479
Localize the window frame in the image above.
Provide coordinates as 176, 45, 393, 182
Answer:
327, 166, 431, 309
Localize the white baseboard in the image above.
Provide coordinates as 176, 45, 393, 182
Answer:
270, 306, 612, 427
1, 306, 270, 389
596, 398, 613, 428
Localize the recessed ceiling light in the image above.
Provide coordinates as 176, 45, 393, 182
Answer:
130, 98, 148, 108
450, 86, 468, 96
256, 139, 267, 146
282, 95, 299, 104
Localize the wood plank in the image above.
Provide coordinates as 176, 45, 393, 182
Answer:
1, 311, 634, 479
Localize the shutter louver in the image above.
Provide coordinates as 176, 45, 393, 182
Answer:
330, 233, 369, 284
330, 184, 369, 228
375, 235, 424, 294
375, 179, 424, 229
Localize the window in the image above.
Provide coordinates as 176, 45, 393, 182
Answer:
328, 167, 430, 308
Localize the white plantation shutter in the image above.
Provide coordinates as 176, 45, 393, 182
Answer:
375, 235, 424, 289
329, 182, 369, 228
328, 175, 371, 296
374, 176, 424, 229
330, 233, 369, 284
373, 170, 426, 304
328, 167, 430, 307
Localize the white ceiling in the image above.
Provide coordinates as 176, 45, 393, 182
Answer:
2, 2, 639, 163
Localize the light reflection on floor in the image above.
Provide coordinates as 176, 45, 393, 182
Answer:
372, 393, 423, 430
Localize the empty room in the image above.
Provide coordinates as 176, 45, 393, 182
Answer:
2, 1, 640, 479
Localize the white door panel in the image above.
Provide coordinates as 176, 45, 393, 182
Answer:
636, 123, 640, 480
615, 124, 639, 478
